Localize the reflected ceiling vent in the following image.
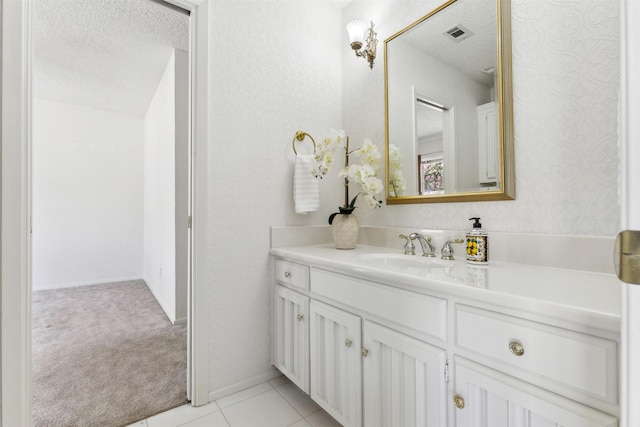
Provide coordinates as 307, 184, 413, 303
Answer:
444, 24, 473, 42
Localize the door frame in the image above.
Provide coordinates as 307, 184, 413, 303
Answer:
1, 0, 210, 425
620, 0, 640, 425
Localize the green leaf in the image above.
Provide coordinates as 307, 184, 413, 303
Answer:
349, 192, 361, 208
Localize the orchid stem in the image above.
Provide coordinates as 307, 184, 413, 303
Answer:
344, 136, 350, 208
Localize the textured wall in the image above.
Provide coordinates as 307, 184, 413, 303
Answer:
344, 0, 620, 236
207, 1, 344, 394
32, 99, 144, 289
205, 0, 620, 397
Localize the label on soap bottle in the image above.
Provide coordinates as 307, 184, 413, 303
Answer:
466, 234, 488, 265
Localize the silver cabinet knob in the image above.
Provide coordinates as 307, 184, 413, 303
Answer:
453, 394, 465, 409
296, 314, 304, 322
284, 271, 291, 278
361, 348, 369, 357
345, 339, 352, 348
509, 341, 524, 356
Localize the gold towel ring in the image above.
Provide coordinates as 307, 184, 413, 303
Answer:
292, 131, 316, 155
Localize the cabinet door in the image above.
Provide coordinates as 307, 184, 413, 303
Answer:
310, 300, 362, 427
363, 321, 448, 427
454, 358, 617, 427
273, 285, 309, 393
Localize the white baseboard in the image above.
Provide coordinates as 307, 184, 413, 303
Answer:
207, 369, 282, 402
173, 317, 187, 326
142, 279, 177, 324
32, 275, 144, 291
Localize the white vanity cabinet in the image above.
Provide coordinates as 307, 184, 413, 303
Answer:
274, 262, 449, 427
307, 299, 448, 427
454, 304, 618, 407
451, 304, 619, 426
271, 249, 620, 427
310, 300, 362, 427
362, 321, 448, 427
272, 260, 311, 392
453, 358, 618, 427
273, 284, 309, 393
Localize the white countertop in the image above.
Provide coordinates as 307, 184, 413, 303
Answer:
270, 244, 621, 331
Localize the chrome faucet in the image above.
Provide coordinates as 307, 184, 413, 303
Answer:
441, 239, 465, 260
409, 233, 436, 257
398, 234, 416, 255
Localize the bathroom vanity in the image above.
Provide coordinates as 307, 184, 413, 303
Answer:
270, 244, 620, 427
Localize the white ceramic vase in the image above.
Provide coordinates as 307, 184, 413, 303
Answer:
331, 213, 359, 249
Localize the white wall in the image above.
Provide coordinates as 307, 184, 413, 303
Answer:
343, 0, 620, 237
144, 52, 181, 323
32, 99, 144, 289
205, 0, 620, 399
207, 1, 344, 397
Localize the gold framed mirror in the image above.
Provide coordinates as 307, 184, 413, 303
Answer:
385, 0, 514, 204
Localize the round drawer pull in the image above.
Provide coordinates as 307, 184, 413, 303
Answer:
296, 314, 304, 322
345, 339, 352, 348
453, 394, 465, 409
509, 341, 525, 356
284, 271, 291, 278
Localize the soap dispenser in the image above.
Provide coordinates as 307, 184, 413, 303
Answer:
466, 217, 488, 265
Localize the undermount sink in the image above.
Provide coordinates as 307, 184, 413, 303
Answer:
357, 253, 453, 270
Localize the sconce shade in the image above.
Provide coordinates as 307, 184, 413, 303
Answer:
346, 20, 367, 47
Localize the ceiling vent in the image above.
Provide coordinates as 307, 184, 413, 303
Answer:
444, 24, 473, 42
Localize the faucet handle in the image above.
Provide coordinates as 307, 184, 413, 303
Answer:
441, 238, 464, 260
399, 234, 416, 255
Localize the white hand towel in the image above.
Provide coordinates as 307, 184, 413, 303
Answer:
294, 154, 320, 214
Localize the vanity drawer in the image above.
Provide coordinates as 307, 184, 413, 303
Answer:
455, 304, 618, 404
311, 268, 447, 342
276, 259, 309, 290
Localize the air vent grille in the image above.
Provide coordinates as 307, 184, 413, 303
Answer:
444, 24, 473, 42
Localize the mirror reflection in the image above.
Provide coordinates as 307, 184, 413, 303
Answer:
385, 0, 514, 203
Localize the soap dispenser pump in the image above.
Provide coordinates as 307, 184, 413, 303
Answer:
466, 217, 488, 265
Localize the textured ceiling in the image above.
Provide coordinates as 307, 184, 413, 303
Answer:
398, 0, 497, 87
33, 0, 189, 116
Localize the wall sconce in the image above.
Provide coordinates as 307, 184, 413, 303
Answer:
346, 20, 378, 69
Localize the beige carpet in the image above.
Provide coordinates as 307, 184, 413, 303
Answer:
32, 280, 188, 427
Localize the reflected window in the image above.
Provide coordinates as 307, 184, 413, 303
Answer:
419, 155, 444, 194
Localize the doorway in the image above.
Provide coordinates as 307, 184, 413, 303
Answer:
0, 0, 210, 425
30, 0, 190, 424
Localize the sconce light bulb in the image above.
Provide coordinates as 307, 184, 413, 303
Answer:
346, 20, 367, 46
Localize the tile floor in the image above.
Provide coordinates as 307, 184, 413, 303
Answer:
127, 376, 341, 427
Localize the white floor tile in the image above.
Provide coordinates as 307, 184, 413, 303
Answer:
178, 411, 230, 427
147, 402, 221, 427
126, 421, 148, 427
220, 388, 302, 427
287, 419, 312, 427
305, 410, 342, 427
216, 382, 273, 409
275, 382, 321, 417
268, 375, 291, 388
